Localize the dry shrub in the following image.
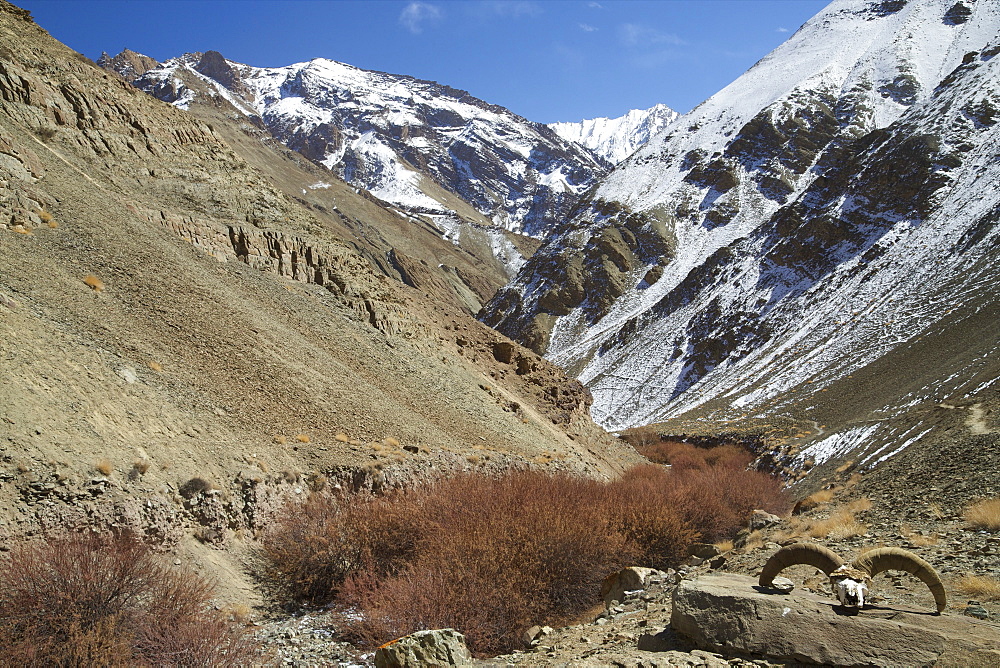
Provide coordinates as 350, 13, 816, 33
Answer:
384, 436, 400, 448
0, 533, 257, 665
132, 459, 150, 475
263, 463, 789, 655
295, 433, 311, 443
335, 433, 350, 443
274, 435, 288, 445
95, 459, 113, 476
634, 439, 753, 472
147, 361, 163, 372
83, 274, 104, 292
964, 497, 1000, 531
260, 491, 425, 605
337, 472, 636, 655
953, 574, 1000, 601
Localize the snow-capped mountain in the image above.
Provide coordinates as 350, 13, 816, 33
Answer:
109, 52, 606, 238
549, 104, 680, 165
483, 0, 1000, 472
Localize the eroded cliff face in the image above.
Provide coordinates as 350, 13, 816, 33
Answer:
0, 1, 640, 560
482, 0, 1000, 484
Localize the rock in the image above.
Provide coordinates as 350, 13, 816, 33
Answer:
766, 576, 794, 592
374, 628, 472, 668
964, 603, 990, 620
522, 625, 542, 647
601, 566, 660, 606
671, 573, 1000, 667
689, 542, 722, 559
749, 509, 782, 531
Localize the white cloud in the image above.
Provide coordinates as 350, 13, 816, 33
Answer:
578, 23, 598, 32
588, 1, 604, 8
476, 1, 541, 18
399, 2, 443, 34
619, 23, 685, 48
776, 26, 790, 33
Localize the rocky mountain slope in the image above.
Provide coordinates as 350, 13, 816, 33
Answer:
549, 103, 680, 165
483, 0, 1000, 485
102, 50, 608, 241
0, 0, 640, 596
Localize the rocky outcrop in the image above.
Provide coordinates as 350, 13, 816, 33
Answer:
374, 628, 472, 668
96, 48, 159, 80
671, 573, 1000, 667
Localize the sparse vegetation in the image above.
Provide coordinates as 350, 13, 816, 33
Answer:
179, 477, 213, 498
95, 459, 113, 476
83, 274, 104, 292
295, 433, 311, 443
261, 464, 788, 655
0, 532, 258, 665
954, 573, 1000, 601
132, 458, 150, 475
964, 497, 1000, 531
147, 360, 163, 372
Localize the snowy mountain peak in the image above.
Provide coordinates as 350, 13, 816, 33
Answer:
109, 51, 606, 240
549, 103, 679, 165
482, 0, 1000, 484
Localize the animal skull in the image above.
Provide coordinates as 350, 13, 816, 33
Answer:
834, 577, 868, 608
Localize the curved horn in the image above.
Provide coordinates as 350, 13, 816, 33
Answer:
759, 543, 845, 588
852, 547, 947, 614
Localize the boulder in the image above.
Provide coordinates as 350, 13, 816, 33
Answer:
688, 542, 722, 559
671, 573, 1000, 667
374, 628, 472, 668
749, 509, 782, 530
601, 566, 661, 607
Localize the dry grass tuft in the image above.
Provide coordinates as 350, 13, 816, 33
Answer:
964, 497, 1000, 531
38, 209, 54, 224
274, 435, 288, 445
295, 433, 311, 444
95, 459, 113, 476
384, 436, 400, 448
83, 274, 104, 292
900, 523, 939, 547
800, 506, 867, 540
846, 497, 872, 513
335, 433, 350, 443
147, 360, 163, 372
953, 573, 1000, 601
714, 539, 734, 553
834, 460, 854, 473
132, 459, 150, 475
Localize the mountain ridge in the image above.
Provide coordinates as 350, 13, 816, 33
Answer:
549, 103, 680, 165
482, 0, 1000, 486
106, 50, 609, 241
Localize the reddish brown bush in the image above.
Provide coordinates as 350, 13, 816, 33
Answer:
336, 472, 637, 655
0, 532, 258, 666
260, 490, 426, 605
262, 462, 788, 656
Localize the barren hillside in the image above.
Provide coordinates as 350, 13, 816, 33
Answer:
0, 0, 640, 599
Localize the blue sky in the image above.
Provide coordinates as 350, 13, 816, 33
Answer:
20, 0, 829, 123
